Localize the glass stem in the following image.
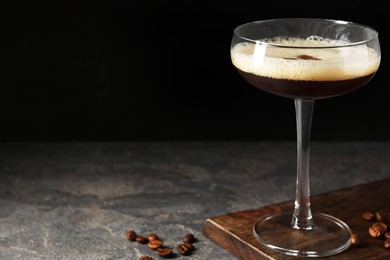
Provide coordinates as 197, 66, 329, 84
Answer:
291, 99, 315, 230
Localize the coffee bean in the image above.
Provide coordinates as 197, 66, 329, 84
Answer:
125, 230, 137, 241
297, 54, 321, 60
376, 211, 383, 222
147, 233, 159, 241
148, 239, 163, 250
362, 211, 375, 221
369, 222, 388, 238
140, 257, 153, 260
385, 239, 390, 249
156, 247, 173, 258
177, 244, 191, 256
136, 235, 149, 244
126, 230, 198, 257
351, 233, 360, 246
182, 233, 196, 243
369, 226, 382, 238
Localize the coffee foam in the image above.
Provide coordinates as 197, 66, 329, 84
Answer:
231, 37, 380, 81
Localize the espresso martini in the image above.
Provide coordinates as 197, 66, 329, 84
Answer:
231, 36, 380, 99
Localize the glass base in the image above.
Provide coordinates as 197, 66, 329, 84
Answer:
253, 212, 352, 257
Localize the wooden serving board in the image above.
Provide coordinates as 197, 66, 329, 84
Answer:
203, 179, 390, 259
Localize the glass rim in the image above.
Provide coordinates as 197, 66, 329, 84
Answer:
233, 18, 379, 49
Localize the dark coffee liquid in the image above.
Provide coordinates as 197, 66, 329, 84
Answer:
237, 69, 376, 99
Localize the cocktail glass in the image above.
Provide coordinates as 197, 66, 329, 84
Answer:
231, 18, 381, 257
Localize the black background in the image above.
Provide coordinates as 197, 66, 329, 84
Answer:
0, 1, 388, 142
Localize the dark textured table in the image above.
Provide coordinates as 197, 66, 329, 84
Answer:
1, 142, 390, 259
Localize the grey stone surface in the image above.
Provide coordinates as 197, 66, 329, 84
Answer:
0, 142, 390, 259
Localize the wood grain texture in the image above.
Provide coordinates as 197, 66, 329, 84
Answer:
203, 179, 390, 259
